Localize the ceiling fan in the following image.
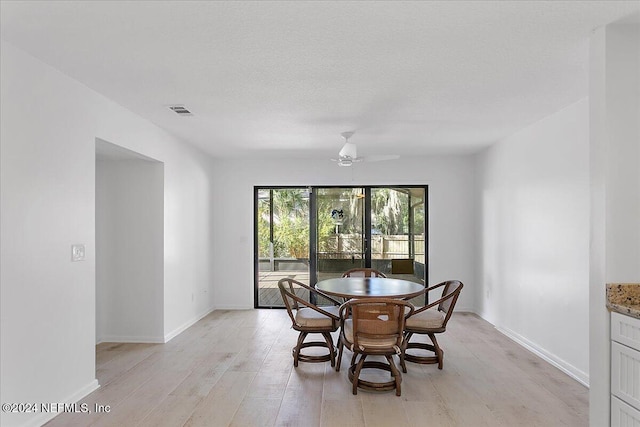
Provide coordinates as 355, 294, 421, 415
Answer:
331, 131, 400, 167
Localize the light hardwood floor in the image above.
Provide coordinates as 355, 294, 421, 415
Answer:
44, 310, 588, 427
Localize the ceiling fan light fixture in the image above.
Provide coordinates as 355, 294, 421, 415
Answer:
331, 130, 398, 166
339, 142, 357, 159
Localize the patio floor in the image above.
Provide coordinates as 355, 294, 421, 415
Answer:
257, 270, 309, 306
257, 270, 425, 307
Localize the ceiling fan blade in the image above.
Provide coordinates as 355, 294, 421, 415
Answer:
362, 154, 400, 163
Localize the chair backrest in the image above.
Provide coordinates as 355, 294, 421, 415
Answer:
278, 278, 340, 326
437, 280, 463, 327
410, 280, 463, 330
342, 268, 387, 278
341, 298, 414, 351
278, 278, 302, 324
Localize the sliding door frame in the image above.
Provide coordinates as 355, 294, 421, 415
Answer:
254, 185, 429, 308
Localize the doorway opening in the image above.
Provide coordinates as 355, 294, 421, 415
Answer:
95, 140, 164, 344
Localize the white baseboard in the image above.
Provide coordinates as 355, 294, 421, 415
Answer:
97, 335, 165, 344
495, 325, 589, 387
164, 306, 215, 343
23, 379, 99, 427
452, 306, 477, 314
212, 304, 253, 310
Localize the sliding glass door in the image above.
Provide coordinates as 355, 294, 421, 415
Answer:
314, 187, 366, 283
255, 188, 310, 307
255, 186, 427, 308
369, 187, 426, 306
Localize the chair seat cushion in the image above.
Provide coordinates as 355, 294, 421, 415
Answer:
343, 319, 399, 349
405, 308, 445, 329
295, 306, 339, 327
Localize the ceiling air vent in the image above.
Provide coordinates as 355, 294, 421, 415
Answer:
168, 105, 193, 116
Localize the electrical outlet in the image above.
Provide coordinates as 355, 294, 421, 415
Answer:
71, 244, 85, 262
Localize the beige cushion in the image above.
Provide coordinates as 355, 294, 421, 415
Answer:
343, 319, 399, 349
405, 308, 445, 329
295, 306, 339, 327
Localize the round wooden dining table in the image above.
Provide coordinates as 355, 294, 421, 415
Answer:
315, 277, 425, 299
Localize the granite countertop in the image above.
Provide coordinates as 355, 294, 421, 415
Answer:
607, 283, 640, 319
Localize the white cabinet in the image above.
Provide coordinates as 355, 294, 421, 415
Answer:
612, 312, 640, 426
612, 396, 640, 427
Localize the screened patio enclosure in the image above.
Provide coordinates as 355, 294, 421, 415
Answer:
254, 186, 428, 308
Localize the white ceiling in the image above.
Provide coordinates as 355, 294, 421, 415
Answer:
1, 1, 638, 160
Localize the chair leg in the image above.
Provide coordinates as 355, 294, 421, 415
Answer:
429, 333, 444, 369
350, 351, 358, 368
400, 332, 412, 373
399, 353, 407, 373
352, 354, 367, 395
336, 336, 343, 372
293, 332, 308, 367
404, 331, 445, 368
386, 354, 402, 396
321, 332, 336, 367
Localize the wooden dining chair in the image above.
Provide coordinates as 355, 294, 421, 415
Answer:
342, 268, 387, 278
401, 280, 463, 370
278, 278, 342, 367
336, 298, 415, 396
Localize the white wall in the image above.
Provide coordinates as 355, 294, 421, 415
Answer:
603, 24, 640, 282
589, 20, 640, 427
210, 155, 477, 311
96, 154, 164, 343
0, 41, 216, 427
475, 99, 590, 384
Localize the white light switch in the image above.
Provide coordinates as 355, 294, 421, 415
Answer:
71, 244, 86, 262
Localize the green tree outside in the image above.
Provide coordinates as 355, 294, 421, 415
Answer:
258, 188, 422, 260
